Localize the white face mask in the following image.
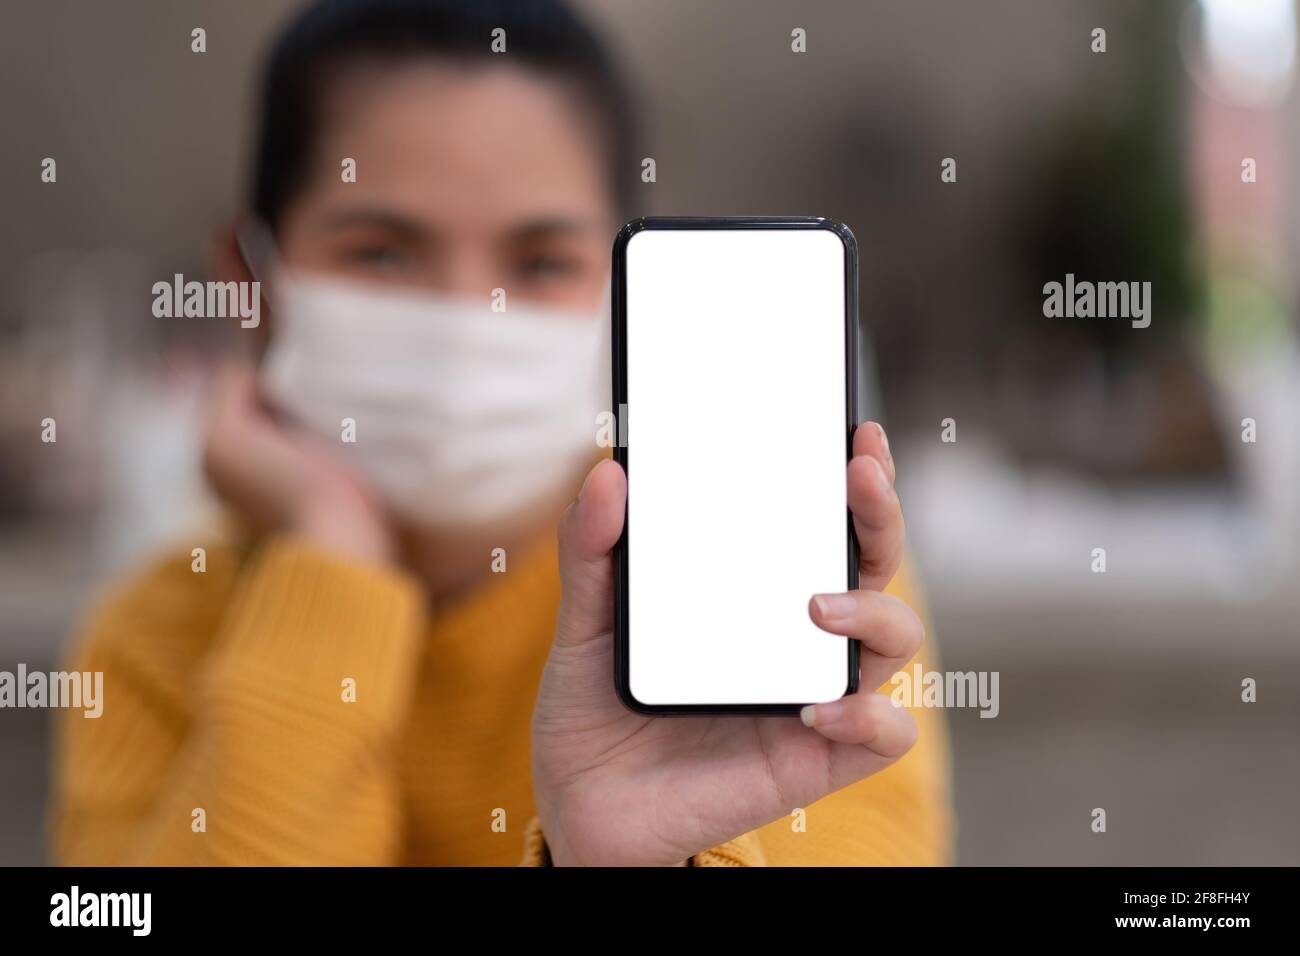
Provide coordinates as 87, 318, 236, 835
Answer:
260, 269, 609, 530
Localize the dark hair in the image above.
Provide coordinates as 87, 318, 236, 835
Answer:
251, 0, 637, 229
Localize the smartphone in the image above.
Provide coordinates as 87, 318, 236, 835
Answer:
612, 216, 860, 715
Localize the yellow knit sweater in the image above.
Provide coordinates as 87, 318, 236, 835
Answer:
52, 524, 953, 866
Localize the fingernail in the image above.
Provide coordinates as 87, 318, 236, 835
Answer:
801, 700, 844, 727
876, 423, 891, 459
812, 592, 856, 622
869, 456, 891, 493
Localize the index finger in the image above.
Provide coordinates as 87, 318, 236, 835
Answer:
848, 420, 904, 591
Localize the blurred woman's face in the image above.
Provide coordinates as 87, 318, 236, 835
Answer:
252, 59, 617, 584
274, 60, 617, 311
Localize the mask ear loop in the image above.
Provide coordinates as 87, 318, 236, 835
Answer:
234, 219, 280, 317
592, 275, 615, 445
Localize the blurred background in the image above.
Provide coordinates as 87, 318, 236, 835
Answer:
1, 0, 1298, 865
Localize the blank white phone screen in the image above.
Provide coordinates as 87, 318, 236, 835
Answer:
624, 227, 852, 706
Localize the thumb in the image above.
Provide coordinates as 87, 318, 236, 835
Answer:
554, 459, 627, 648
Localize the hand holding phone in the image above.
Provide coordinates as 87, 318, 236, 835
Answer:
529, 218, 923, 867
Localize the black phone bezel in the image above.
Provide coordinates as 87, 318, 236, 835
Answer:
611, 215, 862, 716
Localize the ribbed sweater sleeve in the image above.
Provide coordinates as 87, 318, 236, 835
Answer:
517, 815, 768, 866
53, 536, 426, 865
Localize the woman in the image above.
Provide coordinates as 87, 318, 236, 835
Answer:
53, 0, 952, 866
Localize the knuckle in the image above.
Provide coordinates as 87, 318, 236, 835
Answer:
900, 607, 925, 657
866, 697, 917, 756
896, 710, 920, 753
873, 594, 923, 659
852, 699, 880, 742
